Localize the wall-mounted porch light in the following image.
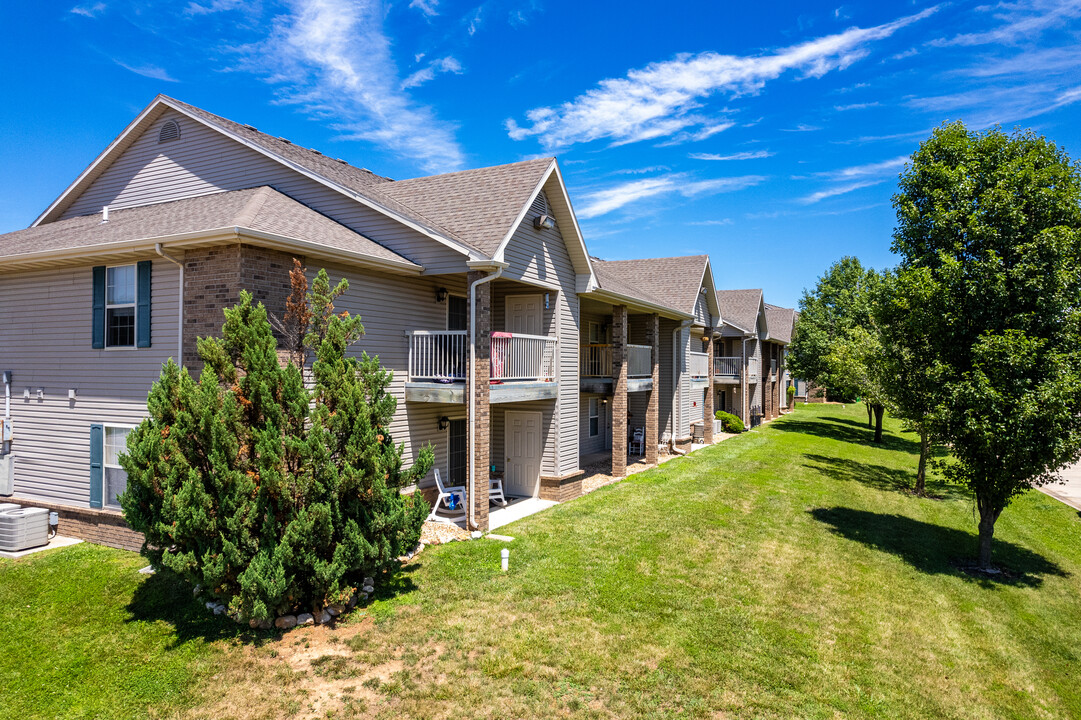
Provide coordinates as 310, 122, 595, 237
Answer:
533, 214, 556, 231
435, 287, 448, 303
438, 416, 450, 431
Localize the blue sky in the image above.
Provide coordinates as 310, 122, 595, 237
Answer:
2, 1, 1080, 307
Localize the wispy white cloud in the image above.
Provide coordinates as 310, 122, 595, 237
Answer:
957, 45, 1081, 77
409, 0, 439, 17
114, 59, 178, 82
834, 101, 880, 111
907, 81, 1081, 127
70, 2, 106, 17
184, 0, 243, 15
578, 174, 766, 219
689, 150, 774, 161
781, 123, 822, 132
505, 6, 938, 150
889, 47, 918, 61
687, 218, 734, 226
832, 128, 932, 145
237, 0, 463, 173
798, 179, 883, 204
401, 56, 463, 89
613, 166, 672, 175
817, 155, 907, 180
935, 0, 1081, 46
467, 5, 483, 35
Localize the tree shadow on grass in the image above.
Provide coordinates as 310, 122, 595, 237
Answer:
804, 453, 967, 501
126, 563, 420, 647
809, 506, 1067, 588
774, 417, 918, 454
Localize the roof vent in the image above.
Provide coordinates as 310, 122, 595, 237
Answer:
158, 120, 181, 143
278, 136, 292, 144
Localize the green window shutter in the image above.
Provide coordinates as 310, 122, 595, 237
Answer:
89, 424, 104, 509
91, 266, 105, 349
136, 260, 152, 348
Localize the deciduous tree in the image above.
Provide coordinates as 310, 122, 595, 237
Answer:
892, 122, 1081, 568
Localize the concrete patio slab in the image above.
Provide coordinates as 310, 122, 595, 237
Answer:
0, 535, 82, 560
488, 497, 557, 531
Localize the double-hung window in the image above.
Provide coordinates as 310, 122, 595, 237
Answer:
106, 265, 136, 347
588, 397, 600, 437
103, 425, 131, 509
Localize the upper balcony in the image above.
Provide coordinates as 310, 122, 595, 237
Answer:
713, 356, 742, 383
405, 330, 559, 403
580, 343, 653, 393
689, 350, 710, 386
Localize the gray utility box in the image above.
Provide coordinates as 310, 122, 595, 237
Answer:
0, 506, 49, 552
0, 454, 12, 496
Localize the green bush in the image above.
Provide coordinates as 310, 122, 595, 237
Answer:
714, 410, 745, 433
120, 268, 432, 622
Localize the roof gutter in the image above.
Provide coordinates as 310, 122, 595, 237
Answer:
0, 226, 425, 276
586, 289, 692, 320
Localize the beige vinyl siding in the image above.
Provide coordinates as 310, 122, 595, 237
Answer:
498, 189, 580, 477
578, 393, 609, 456
678, 325, 692, 438
1, 259, 180, 506
694, 292, 712, 327
59, 110, 469, 274
316, 262, 467, 488
490, 400, 558, 481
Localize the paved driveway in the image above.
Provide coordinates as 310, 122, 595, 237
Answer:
1042, 462, 1081, 511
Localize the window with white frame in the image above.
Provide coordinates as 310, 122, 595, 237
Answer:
588, 397, 600, 437
447, 418, 467, 486
103, 425, 131, 508
588, 321, 602, 344
106, 265, 136, 347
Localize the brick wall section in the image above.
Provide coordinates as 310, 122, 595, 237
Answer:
467, 271, 491, 531
703, 328, 714, 443
182, 244, 301, 371
610, 305, 628, 477
645, 314, 660, 463
8, 497, 143, 552
540, 471, 584, 502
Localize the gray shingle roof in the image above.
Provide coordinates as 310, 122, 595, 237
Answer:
718, 289, 763, 334
0, 186, 417, 267
591, 255, 710, 316
378, 158, 554, 257
764, 303, 795, 343
164, 97, 555, 257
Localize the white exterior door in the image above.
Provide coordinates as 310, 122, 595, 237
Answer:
505, 294, 543, 335
504, 410, 542, 498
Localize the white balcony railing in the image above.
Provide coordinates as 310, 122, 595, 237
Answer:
689, 351, 709, 379
580, 343, 612, 377
492, 333, 558, 382
407, 330, 557, 382
714, 356, 741, 378
408, 330, 467, 380
628, 344, 652, 378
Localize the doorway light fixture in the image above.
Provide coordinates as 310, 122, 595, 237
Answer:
438, 416, 450, 430
436, 287, 448, 303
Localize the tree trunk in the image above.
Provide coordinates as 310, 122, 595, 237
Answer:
915, 429, 929, 496
977, 503, 1000, 570
867, 403, 873, 428
873, 404, 885, 443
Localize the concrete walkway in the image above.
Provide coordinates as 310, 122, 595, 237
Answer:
1042, 463, 1081, 511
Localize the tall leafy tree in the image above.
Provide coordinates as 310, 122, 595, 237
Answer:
873, 269, 942, 495
892, 122, 1081, 568
788, 257, 886, 438
120, 269, 433, 621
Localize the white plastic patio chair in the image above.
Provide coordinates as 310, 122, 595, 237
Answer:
629, 427, 645, 455
489, 475, 508, 507
428, 469, 467, 524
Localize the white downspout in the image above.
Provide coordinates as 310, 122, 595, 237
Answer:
467, 261, 506, 531
741, 336, 748, 424
154, 243, 184, 366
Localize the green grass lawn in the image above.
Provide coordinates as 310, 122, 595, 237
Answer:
3, 402, 1080, 719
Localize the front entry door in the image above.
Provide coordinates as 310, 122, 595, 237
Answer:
504, 410, 542, 497
505, 294, 543, 335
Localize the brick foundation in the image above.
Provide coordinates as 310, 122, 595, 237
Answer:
611, 305, 628, 477
467, 271, 492, 532
7, 497, 143, 552
539, 470, 584, 502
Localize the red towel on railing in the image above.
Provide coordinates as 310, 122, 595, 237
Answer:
491, 332, 512, 380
